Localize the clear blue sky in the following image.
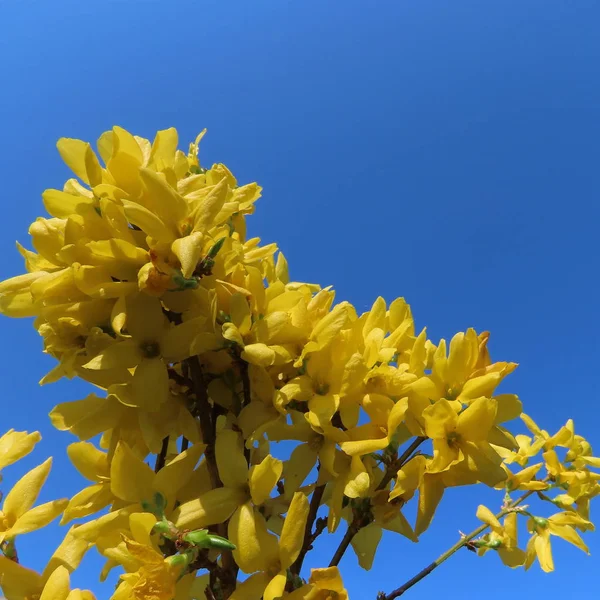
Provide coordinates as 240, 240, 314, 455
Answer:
1, 0, 599, 597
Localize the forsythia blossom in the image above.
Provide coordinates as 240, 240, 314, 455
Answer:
0, 127, 597, 599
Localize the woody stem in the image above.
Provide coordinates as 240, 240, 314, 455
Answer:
376, 488, 537, 599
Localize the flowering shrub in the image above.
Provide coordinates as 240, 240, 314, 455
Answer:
0, 127, 596, 599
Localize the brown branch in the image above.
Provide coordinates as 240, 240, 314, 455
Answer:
238, 358, 251, 412
329, 520, 360, 567
291, 482, 326, 576
154, 436, 169, 472
186, 356, 222, 488
376, 487, 538, 599
326, 436, 427, 570
186, 356, 239, 597
204, 586, 217, 600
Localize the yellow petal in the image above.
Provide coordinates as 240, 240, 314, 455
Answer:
0, 555, 43, 597
139, 167, 187, 224
241, 343, 276, 366
66, 591, 96, 600
229, 503, 277, 574
122, 200, 173, 242
309, 566, 346, 592
548, 523, 589, 554
363, 297, 386, 337
132, 358, 169, 409
415, 475, 445, 536
279, 492, 310, 569
344, 456, 370, 499
350, 523, 382, 570
154, 443, 204, 502
494, 394, 522, 424
49, 394, 122, 441
109, 442, 154, 504
422, 399, 457, 439
305, 303, 350, 354
67, 442, 108, 482
149, 127, 178, 167
3, 458, 53, 520
389, 455, 426, 502
172, 232, 204, 278
282, 443, 318, 500
263, 571, 287, 600
216, 429, 249, 489
60, 483, 113, 524
0, 430, 41, 470
42, 189, 93, 219
56, 138, 102, 186
39, 566, 71, 600
228, 572, 270, 600
10, 499, 68, 537
191, 178, 229, 233
476, 505, 501, 530
174, 487, 245, 530
230, 293, 252, 335
82, 340, 139, 370
249, 455, 283, 506
456, 397, 497, 441
534, 532, 554, 572
42, 526, 91, 580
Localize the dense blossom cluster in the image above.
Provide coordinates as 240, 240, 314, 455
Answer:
0, 127, 597, 599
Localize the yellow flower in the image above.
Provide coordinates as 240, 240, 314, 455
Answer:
339, 395, 409, 458
409, 330, 517, 404
50, 389, 200, 455
525, 511, 592, 572
285, 566, 349, 600
475, 505, 526, 567
60, 442, 114, 524
494, 433, 545, 467
497, 463, 548, 493
0, 429, 41, 471
229, 492, 309, 599
0, 562, 95, 600
0, 458, 67, 543
83, 293, 203, 409
421, 397, 506, 486
174, 429, 281, 531
111, 536, 180, 600
349, 490, 416, 569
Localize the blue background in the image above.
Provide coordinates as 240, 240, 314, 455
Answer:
1, 0, 599, 597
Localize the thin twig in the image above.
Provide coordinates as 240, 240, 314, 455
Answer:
291, 482, 326, 575
327, 437, 427, 569
376, 487, 537, 599
329, 520, 360, 567
186, 356, 222, 488
204, 586, 217, 600
238, 358, 252, 413
154, 436, 169, 472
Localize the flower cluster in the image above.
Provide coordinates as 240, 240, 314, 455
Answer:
0, 127, 597, 599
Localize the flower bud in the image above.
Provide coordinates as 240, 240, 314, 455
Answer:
182, 529, 210, 546
207, 237, 226, 259
152, 519, 176, 537
182, 529, 236, 550
166, 551, 193, 569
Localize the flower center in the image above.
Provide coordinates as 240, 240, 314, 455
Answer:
140, 341, 161, 358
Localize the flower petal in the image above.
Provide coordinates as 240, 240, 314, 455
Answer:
110, 442, 154, 504
279, 492, 309, 569
3, 458, 53, 520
